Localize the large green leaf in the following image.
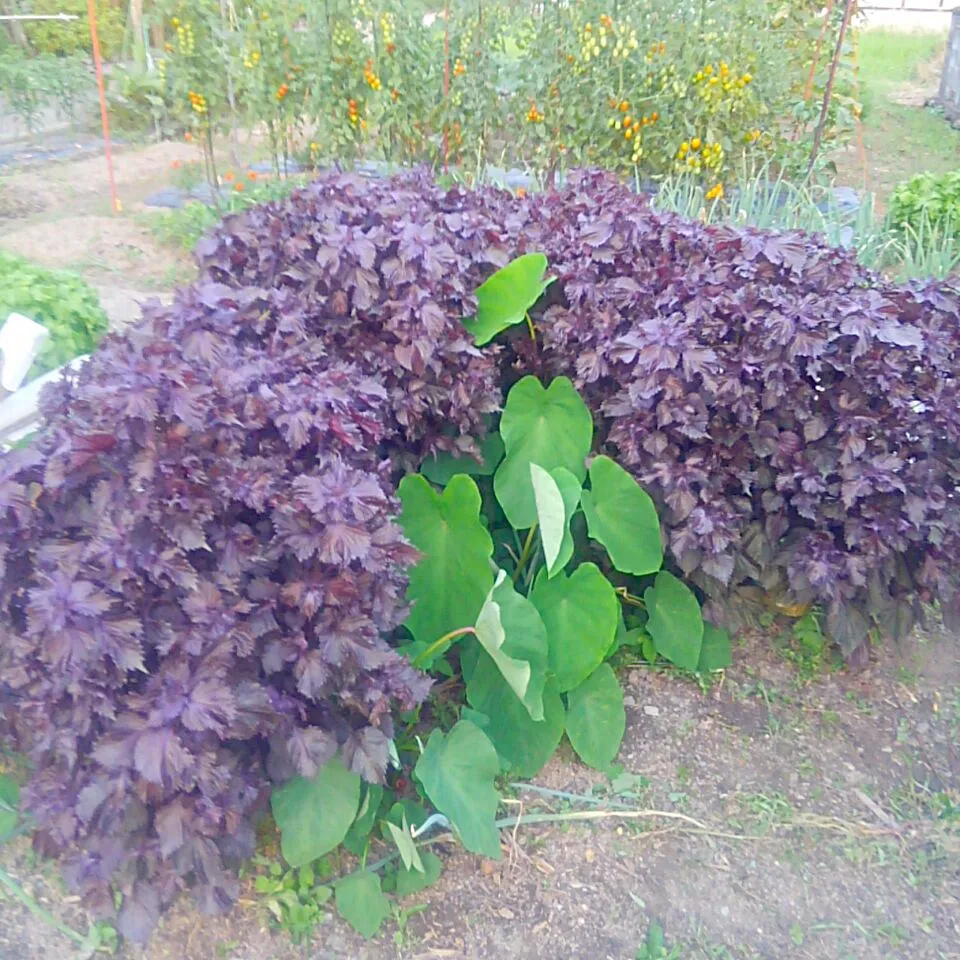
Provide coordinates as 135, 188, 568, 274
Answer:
472, 569, 549, 721
384, 813, 424, 873
644, 571, 704, 672
467, 670, 566, 777
531, 465, 582, 578
335, 871, 391, 938
697, 623, 732, 672
530, 562, 619, 693
494, 377, 593, 530
581, 455, 662, 576
271, 757, 361, 868
398, 474, 493, 645
420, 432, 505, 487
462, 253, 555, 346
395, 851, 443, 897
564, 664, 626, 771
342, 783, 384, 856
0, 774, 19, 840
415, 721, 501, 859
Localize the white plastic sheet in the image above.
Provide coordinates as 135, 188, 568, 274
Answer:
0, 312, 50, 392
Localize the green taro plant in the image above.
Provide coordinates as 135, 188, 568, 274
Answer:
398, 370, 728, 780
264, 253, 729, 940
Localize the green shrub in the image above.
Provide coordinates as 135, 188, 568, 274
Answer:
0, 251, 108, 376
106, 64, 175, 137
23, 0, 124, 58
888, 170, 960, 239
0, 48, 89, 131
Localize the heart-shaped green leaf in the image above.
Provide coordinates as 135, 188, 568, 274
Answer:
472, 569, 549, 721
271, 757, 361, 868
644, 570, 704, 672
565, 663, 626, 771
398, 474, 493, 648
395, 851, 443, 897
467, 674, 565, 778
531, 464, 582, 577
697, 622, 732, 672
530, 562, 619, 692
420, 431, 505, 486
335, 871, 391, 938
494, 376, 593, 530
414, 720, 502, 860
581, 455, 662, 576
463, 253, 555, 345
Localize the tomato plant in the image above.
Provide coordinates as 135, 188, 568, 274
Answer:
149, 0, 855, 191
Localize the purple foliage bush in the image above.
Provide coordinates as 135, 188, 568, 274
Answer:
2, 168, 959, 939
0, 174, 503, 941
519, 172, 960, 654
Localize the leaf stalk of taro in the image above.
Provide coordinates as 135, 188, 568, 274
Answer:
411, 627, 476, 670
512, 522, 539, 584
524, 311, 537, 351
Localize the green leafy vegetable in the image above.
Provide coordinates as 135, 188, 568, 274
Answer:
271, 757, 361, 868
342, 783, 384, 856
0, 774, 19, 840
334, 871, 391, 938
581, 455, 662, 575
414, 720, 502, 860
471, 570, 549, 720
420, 431, 505, 486
531, 464, 582, 577
644, 571, 704, 671
395, 851, 443, 897
467, 675, 566, 777
531, 562, 619, 692
564, 664, 626, 771
384, 813, 424, 873
463, 252, 555, 345
697, 623, 732, 672
0, 250, 108, 377
398, 474, 493, 648
494, 376, 593, 529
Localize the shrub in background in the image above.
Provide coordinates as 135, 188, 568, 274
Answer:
888, 170, 960, 240
23, 0, 124, 59
0, 251, 108, 375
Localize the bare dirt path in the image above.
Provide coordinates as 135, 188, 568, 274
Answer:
0, 139, 195, 326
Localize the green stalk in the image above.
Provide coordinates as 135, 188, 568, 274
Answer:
411, 626, 476, 669
524, 312, 538, 350
512, 523, 539, 584
0, 867, 86, 945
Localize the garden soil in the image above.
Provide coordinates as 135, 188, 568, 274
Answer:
0, 628, 957, 960
0, 139, 195, 320
0, 138, 958, 960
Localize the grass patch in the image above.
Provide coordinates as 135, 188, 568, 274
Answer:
852, 29, 960, 200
